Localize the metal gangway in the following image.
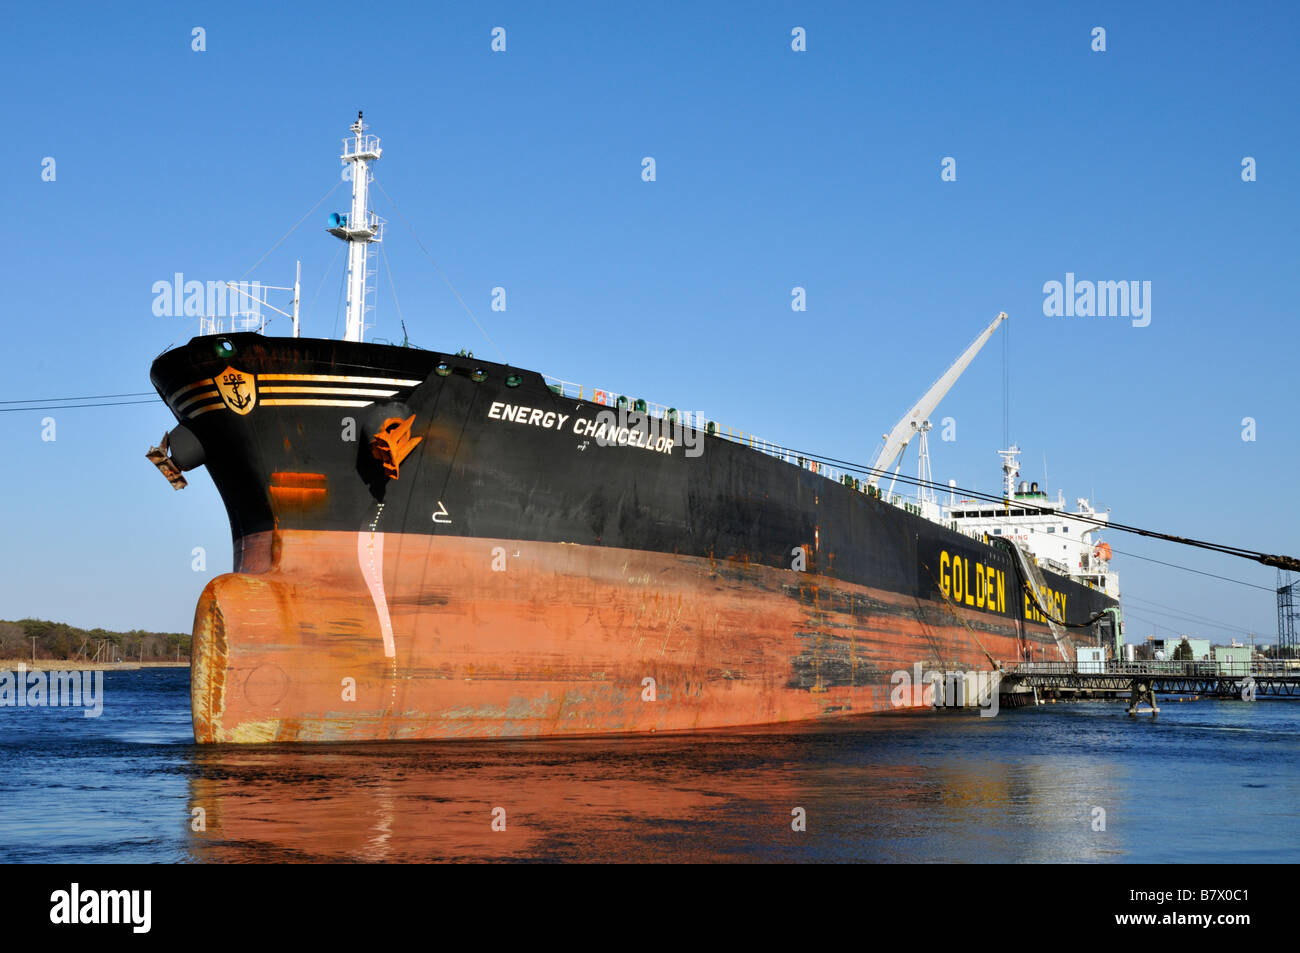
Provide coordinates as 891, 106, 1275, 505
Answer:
997, 539, 1073, 662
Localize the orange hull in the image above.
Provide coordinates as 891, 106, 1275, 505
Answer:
191, 530, 1047, 743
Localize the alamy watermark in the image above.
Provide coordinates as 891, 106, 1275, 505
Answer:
586, 406, 706, 457
488, 401, 707, 458
1042, 272, 1151, 327
152, 273, 263, 319
50, 883, 150, 933
1, 664, 104, 717
890, 662, 1001, 717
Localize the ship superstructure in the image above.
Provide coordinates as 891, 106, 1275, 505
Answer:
946, 446, 1120, 599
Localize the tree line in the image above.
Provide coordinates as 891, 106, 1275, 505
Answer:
0, 618, 190, 662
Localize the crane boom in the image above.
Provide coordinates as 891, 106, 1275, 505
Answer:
866, 311, 1007, 488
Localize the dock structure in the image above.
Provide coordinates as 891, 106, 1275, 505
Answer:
999, 660, 1300, 715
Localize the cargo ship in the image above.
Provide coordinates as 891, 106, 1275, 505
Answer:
147, 114, 1122, 743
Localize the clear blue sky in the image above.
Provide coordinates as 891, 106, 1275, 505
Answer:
2, 1, 1296, 645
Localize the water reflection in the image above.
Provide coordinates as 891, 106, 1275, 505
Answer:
7, 671, 1294, 863
182, 712, 1126, 863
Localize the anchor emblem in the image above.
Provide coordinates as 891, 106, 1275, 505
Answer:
214, 366, 257, 415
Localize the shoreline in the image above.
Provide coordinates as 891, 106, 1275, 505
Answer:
0, 660, 189, 671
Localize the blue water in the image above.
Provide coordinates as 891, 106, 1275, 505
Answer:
1, 669, 1296, 862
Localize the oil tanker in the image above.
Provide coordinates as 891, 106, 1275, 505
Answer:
147, 114, 1122, 743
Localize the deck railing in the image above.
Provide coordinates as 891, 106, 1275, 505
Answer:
543, 374, 930, 512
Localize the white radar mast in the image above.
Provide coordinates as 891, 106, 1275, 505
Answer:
998, 445, 1021, 501
327, 111, 384, 343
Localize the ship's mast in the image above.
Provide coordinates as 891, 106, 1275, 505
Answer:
328, 111, 383, 343
915, 419, 935, 506
998, 445, 1021, 501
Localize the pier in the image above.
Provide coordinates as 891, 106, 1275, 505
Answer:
1000, 660, 1300, 715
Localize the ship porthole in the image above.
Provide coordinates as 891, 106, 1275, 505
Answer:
471, 368, 488, 383
214, 337, 235, 358
505, 373, 522, 388
435, 362, 451, 377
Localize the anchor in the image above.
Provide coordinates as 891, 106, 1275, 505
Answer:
370, 414, 422, 480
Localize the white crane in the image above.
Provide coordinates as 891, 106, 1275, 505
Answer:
867, 312, 1007, 498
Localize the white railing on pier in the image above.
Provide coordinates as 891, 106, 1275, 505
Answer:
1009, 660, 1297, 678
